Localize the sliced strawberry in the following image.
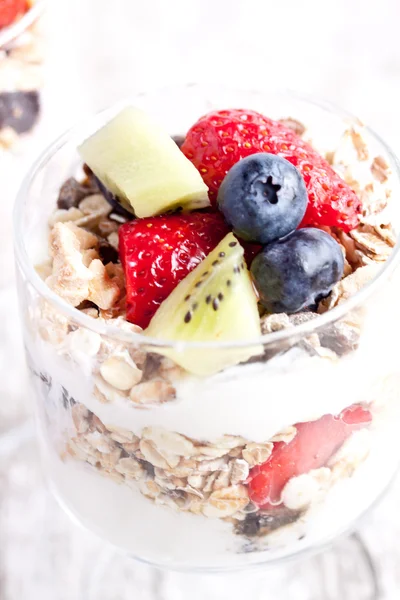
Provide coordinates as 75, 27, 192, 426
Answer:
0, 0, 27, 28
181, 109, 361, 232
119, 212, 229, 328
248, 405, 372, 508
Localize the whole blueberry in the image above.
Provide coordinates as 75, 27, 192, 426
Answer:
251, 228, 344, 314
217, 153, 308, 244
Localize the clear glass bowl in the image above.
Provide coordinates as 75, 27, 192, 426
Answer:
13, 85, 400, 571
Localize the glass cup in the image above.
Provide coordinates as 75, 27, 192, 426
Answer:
0, 0, 45, 146
13, 85, 400, 571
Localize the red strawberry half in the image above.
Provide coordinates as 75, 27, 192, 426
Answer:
119, 212, 230, 328
247, 404, 372, 508
0, 0, 27, 28
181, 109, 361, 232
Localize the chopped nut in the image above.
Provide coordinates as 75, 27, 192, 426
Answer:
203, 485, 249, 518
242, 442, 273, 466
82, 249, 100, 267
47, 222, 97, 306
100, 353, 142, 391
142, 427, 195, 457
129, 379, 176, 405
87, 259, 121, 310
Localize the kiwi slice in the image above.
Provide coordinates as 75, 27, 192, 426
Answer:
145, 234, 263, 376
78, 107, 210, 218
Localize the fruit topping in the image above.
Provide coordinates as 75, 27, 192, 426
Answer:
119, 212, 229, 328
248, 405, 372, 507
0, 0, 26, 28
251, 228, 344, 313
79, 106, 210, 219
181, 108, 361, 231
0, 91, 39, 134
217, 153, 307, 244
145, 233, 262, 376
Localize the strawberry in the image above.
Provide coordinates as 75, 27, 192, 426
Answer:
119, 212, 229, 328
181, 109, 361, 232
0, 0, 27, 28
247, 404, 372, 508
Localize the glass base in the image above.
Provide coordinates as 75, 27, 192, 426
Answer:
2, 433, 382, 599
81, 532, 380, 600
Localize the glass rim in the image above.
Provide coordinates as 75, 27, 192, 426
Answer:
13, 85, 400, 351
0, 0, 45, 49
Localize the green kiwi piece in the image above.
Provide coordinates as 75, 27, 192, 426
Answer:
145, 233, 263, 376
78, 107, 210, 218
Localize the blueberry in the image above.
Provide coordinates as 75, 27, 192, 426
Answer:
251, 228, 344, 314
217, 153, 308, 244
93, 175, 134, 219
0, 91, 40, 134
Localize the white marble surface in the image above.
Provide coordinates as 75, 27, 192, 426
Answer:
2, 0, 400, 597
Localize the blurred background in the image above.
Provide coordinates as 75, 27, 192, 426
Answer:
2, 0, 400, 597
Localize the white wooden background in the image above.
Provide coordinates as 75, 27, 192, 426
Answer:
2, 0, 400, 597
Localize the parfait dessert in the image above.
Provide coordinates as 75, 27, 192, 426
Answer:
0, 0, 43, 147
15, 88, 400, 570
